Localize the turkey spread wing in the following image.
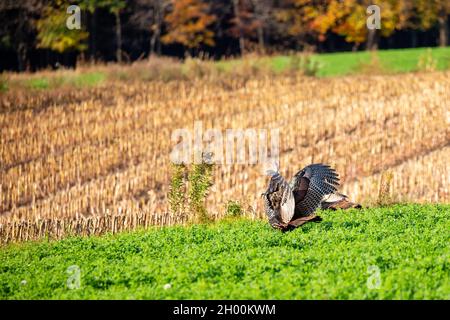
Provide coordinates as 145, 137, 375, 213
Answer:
290, 163, 340, 217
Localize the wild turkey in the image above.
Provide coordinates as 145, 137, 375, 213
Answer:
262, 163, 361, 231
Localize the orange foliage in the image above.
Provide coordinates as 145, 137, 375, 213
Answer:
162, 0, 216, 49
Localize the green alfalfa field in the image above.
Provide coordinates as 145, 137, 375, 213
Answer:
1, 204, 448, 300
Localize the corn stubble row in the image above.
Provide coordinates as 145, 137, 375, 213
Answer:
1, 71, 449, 243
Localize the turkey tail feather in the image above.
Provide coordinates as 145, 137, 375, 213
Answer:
321, 193, 362, 210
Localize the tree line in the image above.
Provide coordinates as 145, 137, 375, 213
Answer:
1, 0, 449, 71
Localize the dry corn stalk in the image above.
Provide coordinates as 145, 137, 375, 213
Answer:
0, 70, 449, 243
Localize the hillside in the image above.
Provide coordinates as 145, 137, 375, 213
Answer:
1, 204, 448, 299
1, 61, 449, 243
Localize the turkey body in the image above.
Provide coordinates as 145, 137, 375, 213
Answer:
263, 163, 361, 231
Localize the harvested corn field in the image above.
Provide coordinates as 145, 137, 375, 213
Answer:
1, 71, 449, 243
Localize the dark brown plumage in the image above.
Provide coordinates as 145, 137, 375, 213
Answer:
263, 163, 361, 231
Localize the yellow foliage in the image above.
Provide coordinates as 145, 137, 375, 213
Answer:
37, 3, 88, 53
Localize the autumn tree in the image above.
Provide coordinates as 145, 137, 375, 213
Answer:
229, 0, 261, 54
394, 0, 423, 47
415, 0, 450, 47
37, 0, 125, 61
162, 0, 216, 55
37, 1, 88, 54
312, 0, 401, 51
227, 0, 274, 54
131, 0, 170, 56
250, 0, 274, 52
75, 0, 128, 62
274, 0, 328, 51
